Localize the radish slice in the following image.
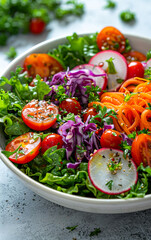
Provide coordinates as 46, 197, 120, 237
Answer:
73, 64, 107, 90
88, 148, 138, 195
89, 50, 128, 91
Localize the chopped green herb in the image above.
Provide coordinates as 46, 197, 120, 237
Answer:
116, 79, 124, 84
27, 114, 34, 118
106, 180, 113, 190
104, 0, 116, 9
120, 10, 136, 23
108, 160, 121, 172
66, 225, 78, 232
120, 140, 132, 159
144, 67, 151, 80
6, 47, 17, 59
85, 85, 101, 103
146, 103, 151, 110
106, 57, 117, 74
89, 228, 101, 237
146, 49, 151, 60
124, 39, 132, 53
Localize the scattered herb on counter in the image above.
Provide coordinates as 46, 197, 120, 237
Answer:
89, 228, 101, 237
6, 47, 17, 59
66, 225, 78, 232
120, 10, 136, 23
104, 0, 116, 9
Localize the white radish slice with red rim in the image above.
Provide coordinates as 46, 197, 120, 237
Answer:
89, 50, 128, 91
72, 64, 107, 90
88, 148, 138, 195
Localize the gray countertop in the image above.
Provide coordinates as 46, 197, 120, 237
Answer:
1, 0, 151, 239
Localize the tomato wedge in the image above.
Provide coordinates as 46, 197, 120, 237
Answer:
97, 26, 126, 53
131, 134, 151, 167
23, 53, 64, 78
22, 100, 58, 131
5, 132, 41, 164
123, 50, 146, 63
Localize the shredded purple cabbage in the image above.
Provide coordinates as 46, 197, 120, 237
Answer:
58, 115, 100, 168
45, 68, 106, 106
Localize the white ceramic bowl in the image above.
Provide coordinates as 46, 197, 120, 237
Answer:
1, 33, 151, 214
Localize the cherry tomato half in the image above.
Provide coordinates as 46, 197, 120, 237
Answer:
127, 61, 144, 79
23, 53, 64, 78
41, 134, 63, 154
59, 98, 81, 115
83, 107, 98, 122
5, 132, 41, 164
97, 26, 126, 53
30, 18, 46, 34
131, 134, 151, 167
123, 50, 146, 63
22, 100, 58, 131
100, 129, 122, 149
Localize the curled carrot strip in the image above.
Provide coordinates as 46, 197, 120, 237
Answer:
141, 110, 151, 130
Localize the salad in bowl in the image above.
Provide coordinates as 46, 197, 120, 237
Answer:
1, 26, 151, 213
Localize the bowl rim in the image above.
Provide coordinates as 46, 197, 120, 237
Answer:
1, 32, 151, 212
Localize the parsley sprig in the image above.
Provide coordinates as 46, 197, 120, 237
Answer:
90, 104, 117, 127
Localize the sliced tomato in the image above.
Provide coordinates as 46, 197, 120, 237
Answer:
41, 133, 63, 154
59, 98, 81, 115
127, 61, 144, 79
30, 18, 46, 34
131, 134, 151, 167
123, 50, 146, 63
97, 26, 126, 53
5, 132, 41, 164
22, 100, 58, 131
23, 53, 64, 78
100, 129, 122, 149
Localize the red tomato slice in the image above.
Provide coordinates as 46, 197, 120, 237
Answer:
30, 18, 46, 34
123, 50, 146, 63
5, 132, 41, 164
23, 53, 64, 78
100, 129, 122, 149
131, 134, 151, 167
22, 100, 58, 131
97, 26, 126, 53
41, 133, 63, 154
127, 61, 144, 79
59, 98, 81, 115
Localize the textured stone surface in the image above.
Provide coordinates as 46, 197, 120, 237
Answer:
1, 0, 151, 239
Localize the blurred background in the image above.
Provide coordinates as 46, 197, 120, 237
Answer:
1, 0, 151, 239
0, 0, 150, 74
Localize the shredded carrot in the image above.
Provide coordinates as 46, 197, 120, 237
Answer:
97, 77, 151, 134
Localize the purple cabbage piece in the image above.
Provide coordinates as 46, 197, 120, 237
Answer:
44, 68, 106, 106
58, 115, 100, 168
